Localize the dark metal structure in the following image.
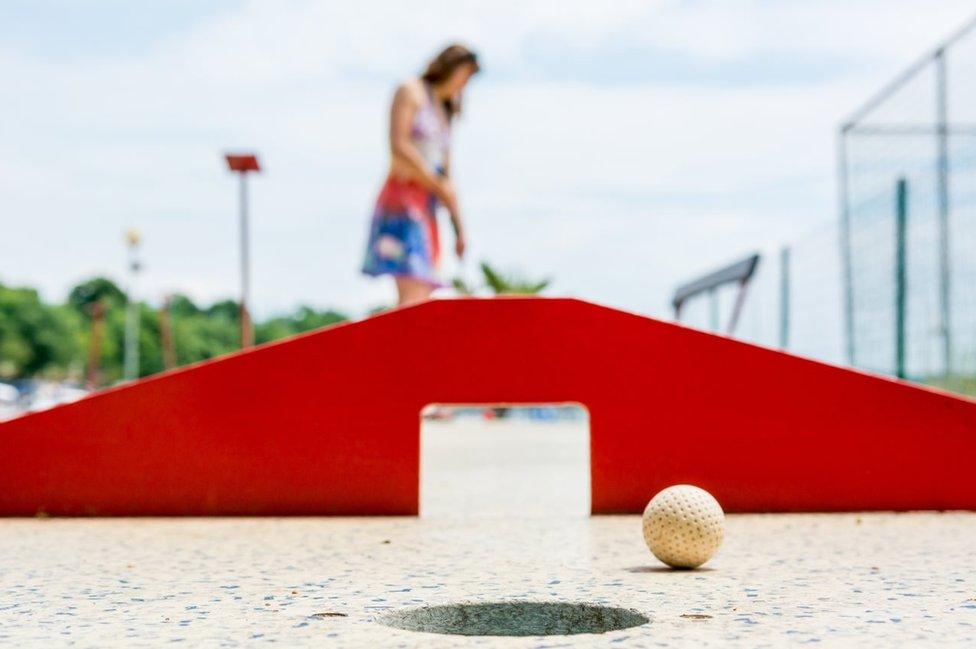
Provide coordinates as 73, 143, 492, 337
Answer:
672, 253, 761, 335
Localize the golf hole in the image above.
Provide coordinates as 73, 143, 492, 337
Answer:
378, 601, 649, 636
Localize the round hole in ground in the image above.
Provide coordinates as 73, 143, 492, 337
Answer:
378, 601, 649, 636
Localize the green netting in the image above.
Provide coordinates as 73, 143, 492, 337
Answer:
842, 20, 976, 394
676, 17, 976, 398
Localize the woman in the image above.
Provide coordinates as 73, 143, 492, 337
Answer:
362, 44, 480, 306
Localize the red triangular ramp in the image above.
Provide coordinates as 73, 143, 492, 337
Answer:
1, 297, 973, 515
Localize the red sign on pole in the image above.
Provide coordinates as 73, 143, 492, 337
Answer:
225, 154, 260, 173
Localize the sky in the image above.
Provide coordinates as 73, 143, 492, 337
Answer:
1, 0, 975, 319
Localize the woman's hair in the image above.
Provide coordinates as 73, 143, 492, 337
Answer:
421, 43, 480, 119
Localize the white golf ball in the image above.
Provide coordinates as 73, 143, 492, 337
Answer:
642, 485, 725, 569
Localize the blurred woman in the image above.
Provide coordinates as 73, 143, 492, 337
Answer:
361, 44, 480, 305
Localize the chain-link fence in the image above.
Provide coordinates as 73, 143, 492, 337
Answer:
676, 16, 976, 398
841, 15, 976, 394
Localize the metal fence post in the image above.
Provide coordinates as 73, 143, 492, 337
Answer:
779, 246, 790, 349
837, 127, 856, 366
895, 178, 908, 380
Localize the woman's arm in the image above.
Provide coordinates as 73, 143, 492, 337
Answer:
389, 84, 457, 213
441, 149, 466, 259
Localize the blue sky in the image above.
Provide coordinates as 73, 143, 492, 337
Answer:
1, 0, 974, 319
0, 1, 242, 59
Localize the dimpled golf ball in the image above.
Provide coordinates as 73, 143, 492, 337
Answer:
642, 485, 725, 569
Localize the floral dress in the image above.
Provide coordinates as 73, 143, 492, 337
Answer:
362, 85, 450, 286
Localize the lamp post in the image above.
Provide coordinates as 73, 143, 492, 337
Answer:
224, 153, 261, 348
123, 229, 142, 381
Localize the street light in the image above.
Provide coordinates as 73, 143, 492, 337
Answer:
123, 229, 142, 381
224, 153, 261, 348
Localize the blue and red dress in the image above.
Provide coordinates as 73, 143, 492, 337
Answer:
362, 85, 450, 287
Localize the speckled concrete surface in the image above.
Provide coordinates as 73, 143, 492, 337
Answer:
1, 418, 974, 647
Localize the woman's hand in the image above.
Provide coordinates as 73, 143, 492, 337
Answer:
454, 229, 466, 259
437, 178, 459, 216
437, 177, 465, 259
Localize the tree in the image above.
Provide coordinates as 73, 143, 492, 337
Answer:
0, 277, 351, 383
205, 300, 240, 321
167, 294, 201, 317
68, 277, 126, 313
0, 283, 83, 379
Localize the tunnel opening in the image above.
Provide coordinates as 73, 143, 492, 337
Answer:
420, 403, 590, 517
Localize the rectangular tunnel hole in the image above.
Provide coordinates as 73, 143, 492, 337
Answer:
420, 403, 590, 518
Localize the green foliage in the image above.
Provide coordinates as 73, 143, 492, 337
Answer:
167, 294, 201, 317
205, 299, 240, 321
68, 277, 126, 313
0, 283, 84, 379
0, 276, 349, 384
453, 262, 551, 296
170, 309, 240, 366
255, 307, 347, 344
451, 277, 475, 296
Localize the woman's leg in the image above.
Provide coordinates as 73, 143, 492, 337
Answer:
395, 276, 435, 306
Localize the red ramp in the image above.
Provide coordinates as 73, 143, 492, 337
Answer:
1, 297, 973, 515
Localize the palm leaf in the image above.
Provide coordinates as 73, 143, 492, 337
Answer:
480, 262, 508, 294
